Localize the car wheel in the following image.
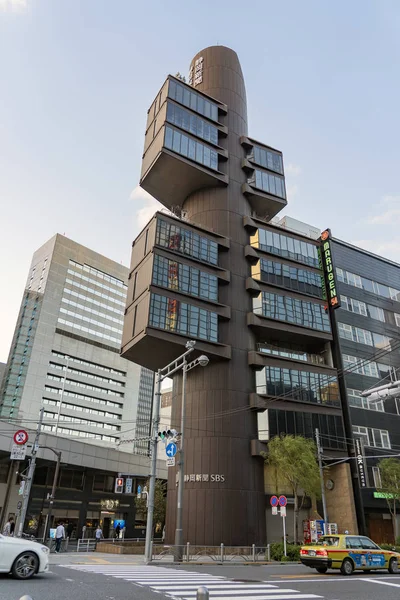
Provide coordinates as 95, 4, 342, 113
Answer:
11, 551, 39, 580
340, 558, 354, 576
316, 567, 328, 574
389, 557, 399, 574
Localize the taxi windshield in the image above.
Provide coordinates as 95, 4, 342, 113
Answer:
315, 536, 339, 546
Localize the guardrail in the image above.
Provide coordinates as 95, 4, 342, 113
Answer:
151, 543, 270, 562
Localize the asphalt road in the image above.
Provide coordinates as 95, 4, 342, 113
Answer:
2, 555, 400, 600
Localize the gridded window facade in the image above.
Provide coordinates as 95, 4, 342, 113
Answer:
337, 268, 400, 301
166, 101, 219, 145
341, 295, 386, 322
251, 228, 319, 268
44, 386, 123, 408
51, 351, 126, 376
257, 343, 325, 365
168, 79, 219, 122
252, 258, 323, 298
353, 426, 391, 449
253, 291, 331, 332
248, 169, 286, 199
256, 366, 340, 406
267, 409, 345, 450
247, 145, 283, 175
347, 388, 384, 412
164, 126, 219, 171
149, 293, 218, 342
338, 322, 391, 349
342, 354, 392, 379
156, 218, 218, 265
42, 423, 118, 443
152, 254, 218, 301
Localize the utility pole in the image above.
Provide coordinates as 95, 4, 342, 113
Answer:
174, 356, 187, 559
144, 369, 162, 563
18, 408, 44, 537
315, 428, 328, 534
42, 448, 62, 542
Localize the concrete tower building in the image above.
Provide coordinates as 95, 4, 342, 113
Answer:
122, 47, 353, 544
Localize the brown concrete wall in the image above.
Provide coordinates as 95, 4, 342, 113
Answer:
325, 463, 358, 534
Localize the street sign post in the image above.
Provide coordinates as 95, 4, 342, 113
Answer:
10, 444, 27, 460
270, 496, 279, 507
14, 430, 28, 445
271, 495, 287, 557
280, 506, 287, 517
272, 506, 278, 515
278, 495, 287, 507
167, 457, 176, 467
165, 442, 177, 458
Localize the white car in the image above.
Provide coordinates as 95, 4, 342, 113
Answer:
0, 534, 49, 579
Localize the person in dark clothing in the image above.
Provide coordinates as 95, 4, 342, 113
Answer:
66, 522, 74, 539
114, 524, 121, 539
10, 520, 15, 536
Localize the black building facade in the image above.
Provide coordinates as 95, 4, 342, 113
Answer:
333, 238, 400, 542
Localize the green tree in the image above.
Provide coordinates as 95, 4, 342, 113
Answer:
264, 435, 321, 543
135, 479, 167, 533
377, 458, 400, 541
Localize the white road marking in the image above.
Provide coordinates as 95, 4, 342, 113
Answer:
361, 577, 400, 588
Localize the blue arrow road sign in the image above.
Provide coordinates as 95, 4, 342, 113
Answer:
166, 442, 177, 458
137, 485, 142, 494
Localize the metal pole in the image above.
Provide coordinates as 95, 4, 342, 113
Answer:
174, 358, 187, 559
315, 428, 328, 533
43, 450, 62, 543
283, 514, 287, 557
54, 357, 69, 435
196, 587, 209, 600
18, 408, 44, 537
144, 369, 161, 563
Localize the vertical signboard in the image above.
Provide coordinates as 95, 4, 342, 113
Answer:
355, 438, 368, 488
319, 229, 340, 309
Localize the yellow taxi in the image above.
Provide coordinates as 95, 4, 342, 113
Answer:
300, 534, 400, 575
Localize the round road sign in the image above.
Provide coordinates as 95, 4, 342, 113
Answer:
278, 495, 287, 507
14, 430, 28, 445
270, 495, 279, 507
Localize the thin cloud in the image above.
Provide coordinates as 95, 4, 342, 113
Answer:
130, 186, 163, 231
0, 0, 27, 11
353, 238, 400, 262
365, 195, 400, 225
286, 184, 299, 200
285, 163, 302, 176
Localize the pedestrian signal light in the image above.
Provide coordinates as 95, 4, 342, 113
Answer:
115, 477, 124, 493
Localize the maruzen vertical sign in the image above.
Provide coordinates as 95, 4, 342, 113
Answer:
319, 229, 341, 309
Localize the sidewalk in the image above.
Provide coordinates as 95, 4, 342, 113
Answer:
50, 552, 146, 566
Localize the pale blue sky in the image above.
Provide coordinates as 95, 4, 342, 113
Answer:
1, 0, 400, 361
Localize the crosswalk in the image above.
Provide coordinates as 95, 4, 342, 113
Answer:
60, 564, 324, 600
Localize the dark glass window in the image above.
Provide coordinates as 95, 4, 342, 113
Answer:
93, 474, 114, 492
268, 409, 345, 450
156, 219, 218, 265
149, 293, 218, 342
253, 291, 331, 332
168, 80, 219, 122
256, 366, 339, 406
251, 229, 319, 268
166, 101, 219, 146
164, 126, 219, 171
152, 254, 218, 301
253, 258, 323, 298
248, 169, 286, 199
59, 469, 84, 490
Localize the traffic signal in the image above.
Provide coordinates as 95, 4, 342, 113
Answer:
158, 429, 178, 442
115, 477, 124, 493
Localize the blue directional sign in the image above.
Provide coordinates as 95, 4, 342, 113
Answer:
137, 485, 142, 494
166, 442, 177, 458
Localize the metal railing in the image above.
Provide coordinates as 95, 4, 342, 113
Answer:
151, 543, 270, 562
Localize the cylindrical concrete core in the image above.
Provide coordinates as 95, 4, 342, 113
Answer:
165, 46, 265, 547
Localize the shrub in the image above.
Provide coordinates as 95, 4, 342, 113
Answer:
268, 542, 301, 561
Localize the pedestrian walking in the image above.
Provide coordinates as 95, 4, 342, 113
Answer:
66, 521, 74, 539
55, 521, 65, 553
95, 525, 103, 548
2, 516, 14, 536
114, 523, 121, 539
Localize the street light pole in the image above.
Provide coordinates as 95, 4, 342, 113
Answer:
174, 356, 187, 556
